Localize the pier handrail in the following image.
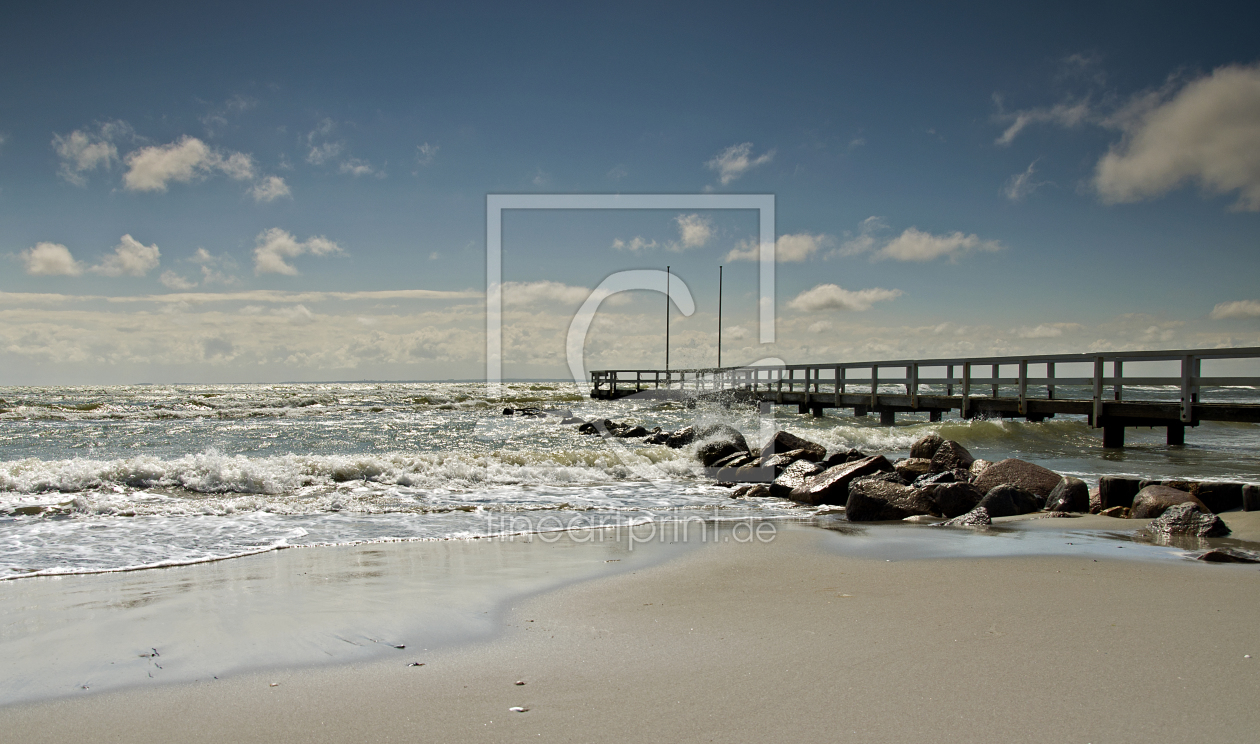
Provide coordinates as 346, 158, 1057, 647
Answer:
590, 347, 1260, 425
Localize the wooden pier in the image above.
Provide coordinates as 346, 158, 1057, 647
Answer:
589, 347, 1260, 448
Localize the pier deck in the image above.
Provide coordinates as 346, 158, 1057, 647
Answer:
589, 348, 1260, 448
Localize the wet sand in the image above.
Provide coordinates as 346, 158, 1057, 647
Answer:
3, 517, 1260, 743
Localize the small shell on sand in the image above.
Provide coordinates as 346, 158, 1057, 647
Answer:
509, 706, 528, 713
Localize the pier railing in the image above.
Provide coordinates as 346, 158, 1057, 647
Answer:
589, 347, 1260, 428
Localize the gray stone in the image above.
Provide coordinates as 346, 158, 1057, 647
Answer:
788, 455, 894, 506
760, 431, 825, 462
1044, 476, 1090, 513
930, 440, 975, 473
1099, 476, 1142, 510
922, 481, 984, 518
1145, 503, 1230, 537
972, 458, 1062, 500
844, 478, 936, 522
1130, 485, 1209, 519
935, 507, 992, 528
976, 484, 1042, 518
770, 460, 824, 499
909, 433, 945, 460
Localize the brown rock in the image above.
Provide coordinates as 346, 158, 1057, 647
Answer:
930, 441, 974, 473
1099, 476, 1142, 510
770, 460, 824, 499
1044, 477, 1090, 512
909, 433, 945, 460
1197, 548, 1260, 563
972, 458, 1062, 499
920, 482, 984, 518
1130, 485, 1209, 519
760, 431, 826, 462
844, 478, 936, 521
970, 459, 993, 479
894, 457, 933, 481
976, 484, 1042, 517
1088, 488, 1102, 514
788, 455, 894, 506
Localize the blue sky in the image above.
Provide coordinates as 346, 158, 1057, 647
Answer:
1, 1, 1258, 383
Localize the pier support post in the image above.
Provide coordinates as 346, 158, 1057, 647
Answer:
1102, 423, 1125, 449
797, 403, 809, 415
811, 405, 823, 418
1166, 423, 1185, 446
880, 409, 896, 425
929, 410, 942, 422
853, 405, 868, 417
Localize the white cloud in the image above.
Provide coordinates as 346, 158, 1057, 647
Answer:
52, 122, 130, 186
92, 234, 161, 276
1014, 322, 1082, 339
1210, 300, 1260, 319
502, 281, 594, 306
251, 176, 291, 202
160, 271, 198, 290
339, 158, 377, 177
252, 228, 343, 275
1003, 160, 1047, 201
994, 99, 1091, 146
122, 136, 255, 191
607, 165, 628, 180
416, 142, 438, 166
675, 214, 713, 248
705, 142, 774, 185
307, 141, 343, 165
725, 325, 749, 340
876, 228, 1004, 262
20, 242, 83, 276
808, 320, 833, 334
725, 232, 830, 263
787, 284, 902, 312
1093, 63, 1260, 211
612, 237, 658, 252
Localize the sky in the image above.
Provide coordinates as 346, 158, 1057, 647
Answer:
1, 0, 1258, 384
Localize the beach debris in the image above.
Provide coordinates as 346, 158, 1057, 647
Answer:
901, 514, 937, 523
408, 662, 426, 667
1099, 506, 1131, 519
1195, 548, 1260, 563
139, 648, 160, 658
515, 680, 526, 685
909, 433, 944, 460
973, 458, 1063, 499
1130, 485, 1209, 519
1043, 476, 1090, 512
270, 682, 279, 687
509, 706, 528, 713
929, 440, 974, 474
934, 506, 992, 528
1145, 503, 1230, 537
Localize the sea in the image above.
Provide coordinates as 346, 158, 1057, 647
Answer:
3, 381, 1260, 579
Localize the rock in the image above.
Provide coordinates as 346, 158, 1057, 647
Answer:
914, 469, 970, 487
769, 460, 824, 499
1035, 511, 1080, 518
711, 451, 752, 469
909, 433, 945, 460
615, 425, 649, 438
788, 455, 895, 506
697, 440, 745, 467
697, 424, 749, 454
1130, 485, 1209, 519
902, 515, 939, 523
1044, 477, 1090, 513
930, 440, 974, 473
643, 431, 670, 445
729, 484, 753, 498
844, 478, 937, 522
820, 448, 864, 469
972, 459, 1062, 500
665, 426, 697, 448
760, 431, 825, 462
739, 484, 772, 498
577, 422, 599, 435
936, 507, 992, 528
1089, 488, 1102, 514
1196, 548, 1260, 563
1099, 505, 1130, 518
559, 416, 586, 425
976, 484, 1042, 518
761, 449, 811, 473
1099, 476, 1142, 510
503, 407, 515, 416
1189, 482, 1244, 514
969, 459, 992, 479
1145, 503, 1230, 537
1245, 485, 1260, 512
894, 457, 933, 481
921, 482, 984, 518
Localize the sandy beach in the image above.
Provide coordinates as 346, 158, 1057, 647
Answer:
3, 516, 1259, 743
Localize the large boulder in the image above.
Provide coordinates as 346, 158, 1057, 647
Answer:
976, 484, 1043, 518
769, 460, 824, 499
697, 439, 746, 467
845, 478, 937, 522
788, 455, 894, 506
969, 459, 992, 479
1145, 503, 1230, 538
697, 424, 749, 454
761, 448, 811, 473
1130, 485, 1209, 519
665, 426, 697, 448
914, 469, 971, 487
760, 431, 825, 462
894, 458, 933, 481
936, 506, 992, 528
922, 482, 985, 518
930, 440, 974, 473
972, 458, 1062, 499
1044, 477, 1090, 513
1189, 482, 1244, 514
821, 448, 865, 469
1099, 476, 1142, 510
909, 433, 945, 460
615, 425, 649, 438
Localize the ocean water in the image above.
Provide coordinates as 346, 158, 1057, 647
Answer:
2, 382, 1259, 578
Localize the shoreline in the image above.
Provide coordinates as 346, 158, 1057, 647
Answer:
4, 519, 1260, 741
